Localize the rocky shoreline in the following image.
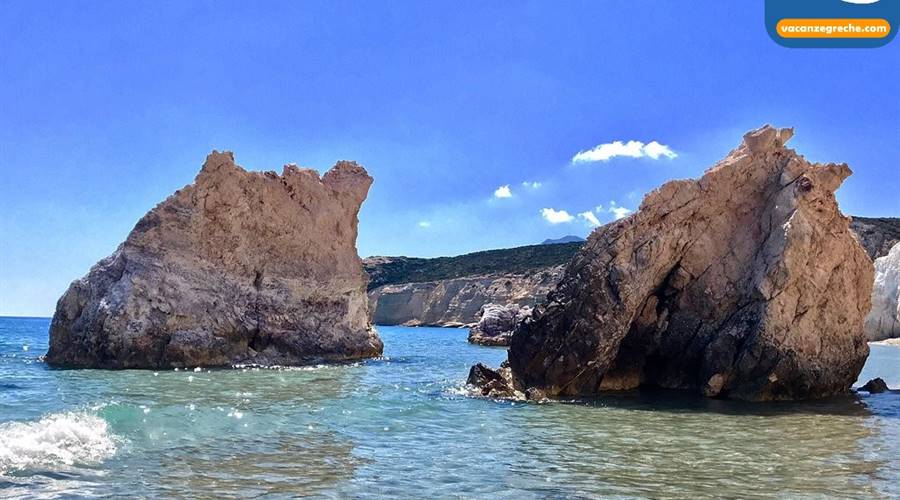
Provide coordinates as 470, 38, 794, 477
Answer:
364, 244, 577, 329
43, 133, 898, 405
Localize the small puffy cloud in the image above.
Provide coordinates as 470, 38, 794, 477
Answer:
578, 211, 601, 227
541, 208, 574, 224
417, 221, 431, 228
572, 140, 676, 163
642, 141, 677, 160
594, 201, 633, 220
494, 185, 512, 198
521, 181, 542, 189
610, 207, 632, 219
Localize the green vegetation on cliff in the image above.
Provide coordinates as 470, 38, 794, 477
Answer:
364, 242, 583, 290
364, 215, 900, 291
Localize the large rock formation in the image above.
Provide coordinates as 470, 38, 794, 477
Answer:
865, 242, 900, 341
475, 126, 874, 401
47, 151, 382, 368
367, 268, 561, 327
468, 303, 532, 346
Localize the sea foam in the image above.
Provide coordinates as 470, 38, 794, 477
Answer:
0, 412, 117, 474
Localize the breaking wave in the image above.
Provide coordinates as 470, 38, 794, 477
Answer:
0, 412, 117, 475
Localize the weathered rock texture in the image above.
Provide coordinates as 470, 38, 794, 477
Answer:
47, 151, 382, 368
467, 362, 517, 398
367, 269, 561, 327
849, 217, 900, 260
864, 242, 900, 341
859, 377, 889, 394
482, 126, 874, 401
468, 303, 532, 346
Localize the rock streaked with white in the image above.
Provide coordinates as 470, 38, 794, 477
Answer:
865, 242, 900, 341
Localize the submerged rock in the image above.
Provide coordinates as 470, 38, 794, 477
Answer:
47, 151, 383, 368
467, 362, 517, 398
468, 303, 532, 346
864, 243, 900, 341
859, 378, 889, 394
479, 126, 873, 401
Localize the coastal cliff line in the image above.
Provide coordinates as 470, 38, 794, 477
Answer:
364, 242, 580, 327
365, 218, 899, 343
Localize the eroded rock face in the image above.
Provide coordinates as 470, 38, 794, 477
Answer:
47, 151, 382, 368
486, 126, 873, 401
468, 303, 532, 346
865, 243, 900, 341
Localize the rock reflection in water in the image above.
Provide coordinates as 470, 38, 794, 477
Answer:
504, 389, 893, 498
151, 431, 362, 498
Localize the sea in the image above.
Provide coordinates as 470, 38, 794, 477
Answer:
1, 316, 898, 498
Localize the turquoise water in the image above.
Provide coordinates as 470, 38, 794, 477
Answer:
1, 317, 899, 498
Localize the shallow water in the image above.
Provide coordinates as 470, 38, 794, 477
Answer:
1, 316, 898, 499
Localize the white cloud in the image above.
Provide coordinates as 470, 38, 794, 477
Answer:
641, 141, 677, 160
541, 208, 574, 224
417, 221, 431, 228
593, 201, 633, 221
521, 181, 542, 189
572, 140, 677, 163
610, 207, 632, 219
494, 185, 512, 198
578, 211, 601, 227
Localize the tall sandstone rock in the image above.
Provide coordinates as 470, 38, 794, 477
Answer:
47, 152, 382, 368
479, 126, 873, 401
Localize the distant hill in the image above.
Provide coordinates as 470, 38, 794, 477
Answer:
850, 216, 900, 260
541, 235, 586, 245
363, 216, 898, 292
364, 241, 584, 291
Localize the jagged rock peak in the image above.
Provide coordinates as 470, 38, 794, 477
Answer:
47, 151, 381, 368
474, 125, 873, 402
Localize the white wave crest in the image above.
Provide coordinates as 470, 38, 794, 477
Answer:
0, 412, 117, 474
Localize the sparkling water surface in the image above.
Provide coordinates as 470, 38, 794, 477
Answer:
1, 316, 898, 498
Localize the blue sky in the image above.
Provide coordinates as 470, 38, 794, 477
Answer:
1, 1, 898, 316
